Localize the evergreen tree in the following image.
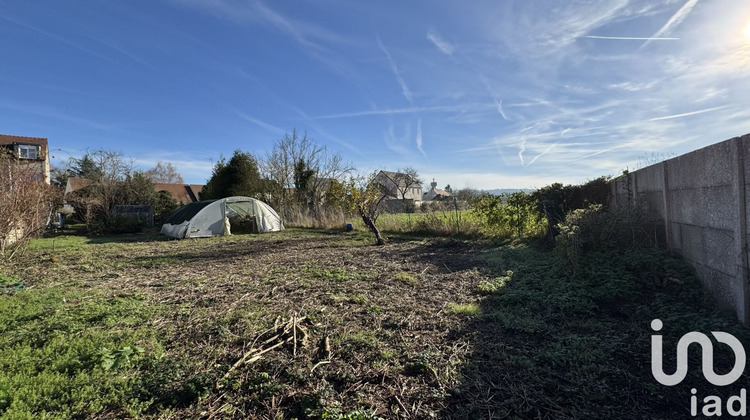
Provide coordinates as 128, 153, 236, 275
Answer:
70, 154, 104, 179
201, 150, 264, 199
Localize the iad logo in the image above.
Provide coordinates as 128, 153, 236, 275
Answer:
650, 319, 746, 386
651, 319, 748, 417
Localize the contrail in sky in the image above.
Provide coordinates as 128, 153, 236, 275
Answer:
649, 106, 726, 121
586, 35, 679, 40
640, 0, 700, 49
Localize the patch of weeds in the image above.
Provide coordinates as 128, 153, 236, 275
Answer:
394, 272, 417, 285
136, 357, 212, 408
99, 345, 145, 371
404, 349, 440, 376
378, 347, 397, 361
349, 294, 368, 305
0, 383, 10, 412
342, 331, 381, 353
0, 273, 19, 286
299, 379, 337, 417
303, 262, 350, 282
446, 302, 481, 317
0, 274, 23, 294
246, 372, 282, 401
476, 270, 513, 294
0, 287, 163, 418
366, 304, 383, 315
322, 408, 385, 420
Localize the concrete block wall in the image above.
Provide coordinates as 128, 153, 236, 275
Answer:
611, 133, 750, 325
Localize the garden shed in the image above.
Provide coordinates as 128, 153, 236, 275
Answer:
160, 196, 284, 239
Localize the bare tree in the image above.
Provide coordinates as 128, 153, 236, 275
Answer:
66, 150, 136, 229
144, 161, 184, 184
0, 155, 58, 261
348, 172, 390, 245
261, 130, 353, 213
80, 149, 133, 181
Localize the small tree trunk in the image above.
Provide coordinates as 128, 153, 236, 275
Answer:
361, 214, 385, 245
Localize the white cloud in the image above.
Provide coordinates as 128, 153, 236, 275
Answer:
648, 105, 727, 121
585, 35, 679, 40
421, 171, 583, 190
377, 36, 413, 104
427, 28, 454, 55
640, 0, 701, 49
416, 119, 426, 157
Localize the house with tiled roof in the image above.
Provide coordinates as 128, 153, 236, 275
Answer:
154, 183, 203, 205
423, 179, 453, 201
0, 134, 50, 184
65, 177, 203, 206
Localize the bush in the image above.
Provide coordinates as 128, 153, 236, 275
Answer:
109, 215, 150, 234
555, 204, 665, 269
0, 156, 59, 261
472, 192, 544, 239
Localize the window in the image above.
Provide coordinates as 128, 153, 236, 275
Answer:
17, 144, 39, 160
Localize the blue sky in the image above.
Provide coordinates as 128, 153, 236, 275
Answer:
2, 0, 750, 189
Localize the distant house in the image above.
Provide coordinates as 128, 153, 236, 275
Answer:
65, 177, 92, 195
0, 134, 50, 184
63, 178, 203, 211
154, 183, 203, 205
375, 170, 423, 201
423, 180, 453, 201
62, 177, 93, 213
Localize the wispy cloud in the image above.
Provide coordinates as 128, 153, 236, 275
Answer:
586, 35, 679, 41
0, 13, 116, 63
174, 0, 346, 50
648, 105, 726, 121
427, 28, 454, 55
524, 140, 561, 167
253, 0, 323, 51
314, 105, 463, 120
495, 99, 509, 121
200, 94, 285, 134
608, 81, 658, 92
235, 112, 285, 134
377, 36, 413, 104
383, 122, 412, 157
133, 153, 216, 184
0, 101, 112, 130
293, 107, 364, 157
640, 0, 700, 49
416, 119, 426, 157
89, 36, 153, 68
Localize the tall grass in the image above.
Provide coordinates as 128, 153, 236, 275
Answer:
284, 206, 485, 238
283, 208, 348, 230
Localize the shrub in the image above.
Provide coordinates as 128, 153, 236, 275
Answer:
0, 156, 59, 261
555, 204, 665, 269
472, 192, 544, 239
476, 270, 513, 295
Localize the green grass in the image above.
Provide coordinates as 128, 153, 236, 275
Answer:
393, 272, 417, 284
446, 245, 750, 418
3, 229, 749, 418
0, 287, 163, 418
445, 302, 481, 317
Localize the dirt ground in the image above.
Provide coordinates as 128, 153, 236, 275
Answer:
17, 230, 497, 419
10, 228, 749, 419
